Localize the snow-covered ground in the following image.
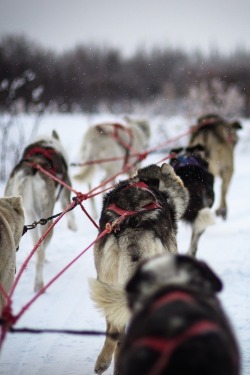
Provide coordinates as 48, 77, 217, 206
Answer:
0, 113, 249, 375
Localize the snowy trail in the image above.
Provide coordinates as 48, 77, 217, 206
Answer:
0, 114, 249, 375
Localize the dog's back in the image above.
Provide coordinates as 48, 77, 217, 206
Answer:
118, 254, 240, 375
170, 145, 215, 256
188, 114, 242, 220
189, 114, 241, 176
74, 118, 150, 183
170, 145, 214, 223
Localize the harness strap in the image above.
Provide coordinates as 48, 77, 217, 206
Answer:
96, 123, 134, 167
131, 289, 221, 375
150, 291, 195, 312
107, 201, 161, 217
106, 181, 162, 217
23, 146, 59, 176
133, 320, 220, 375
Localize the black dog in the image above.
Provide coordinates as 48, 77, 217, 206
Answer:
118, 254, 240, 375
169, 144, 215, 257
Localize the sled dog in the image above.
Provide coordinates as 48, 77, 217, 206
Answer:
4, 130, 77, 292
74, 117, 151, 217
89, 163, 189, 374
0, 196, 24, 314
189, 114, 242, 219
117, 253, 240, 375
169, 144, 215, 257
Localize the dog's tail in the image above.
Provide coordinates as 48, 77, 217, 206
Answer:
88, 278, 130, 328
74, 164, 94, 182
73, 141, 95, 183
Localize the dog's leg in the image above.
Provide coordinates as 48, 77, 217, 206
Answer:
94, 320, 118, 374
216, 166, 233, 220
113, 326, 126, 375
34, 243, 46, 292
88, 182, 99, 219
187, 208, 215, 257
187, 228, 204, 257
59, 176, 77, 231
33, 225, 53, 292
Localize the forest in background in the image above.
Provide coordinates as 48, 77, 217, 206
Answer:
0, 34, 250, 116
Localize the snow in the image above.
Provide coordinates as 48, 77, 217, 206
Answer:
0, 113, 249, 375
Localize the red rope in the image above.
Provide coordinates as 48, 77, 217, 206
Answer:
0, 122, 203, 349
13, 227, 109, 323
27, 162, 79, 195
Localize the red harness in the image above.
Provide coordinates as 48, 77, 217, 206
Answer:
105, 182, 162, 233
96, 123, 134, 167
107, 182, 161, 215
23, 146, 62, 176
132, 290, 221, 375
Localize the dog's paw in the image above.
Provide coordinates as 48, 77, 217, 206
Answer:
34, 281, 44, 293
216, 207, 227, 220
94, 358, 111, 374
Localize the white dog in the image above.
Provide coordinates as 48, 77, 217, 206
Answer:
0, 196, 24, 314
74, 117, 151, 217
4, 130, 77, 292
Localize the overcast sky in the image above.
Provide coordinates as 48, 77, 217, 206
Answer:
0, 0, 249, 56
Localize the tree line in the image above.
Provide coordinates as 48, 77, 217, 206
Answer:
0, 34, 250, 115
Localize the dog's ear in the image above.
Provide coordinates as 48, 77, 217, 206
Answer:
186, 144, 205, 153
195, 260, 223, 293
231, 121, 242, 130
160, 163, 174, 175
170, 147, 183, 155
52, 130, 60, 140
176, 255, 223, 293
137, 164, 161, 181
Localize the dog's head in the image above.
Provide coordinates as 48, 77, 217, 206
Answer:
126, 253, 222, 313
30, 130, 68, 162
170, 144, 208, 170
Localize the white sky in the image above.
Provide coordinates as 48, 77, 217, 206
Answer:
0, 0, 249, 56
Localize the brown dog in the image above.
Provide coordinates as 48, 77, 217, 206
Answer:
0, 196, 24, 315
89, 163, 189, 374
189, 114, 242, 219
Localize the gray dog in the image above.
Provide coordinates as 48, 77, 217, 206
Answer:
89, 163, 189, 374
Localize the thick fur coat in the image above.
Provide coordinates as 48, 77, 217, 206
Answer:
4, 130, 77, 292
189, 114, 242, 219
89, 163, 189, 374
0, 196, 24, 314
118, 254, 240, 375
170, 144, 215, 256
74, 118, 151, 217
